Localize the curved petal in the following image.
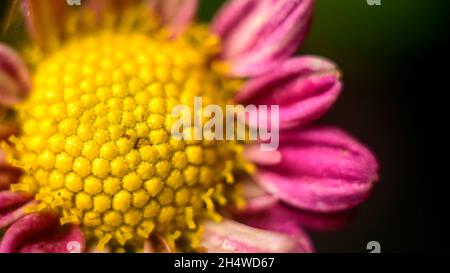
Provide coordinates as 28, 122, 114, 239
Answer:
212, 0, 314, 77
236, 198, 353, 233
147, 0, 198, 35
235, 56, 341, 129
255, 126, 379, 212
231, 201, 314, 251
0, 44, 31, 106
237, 179, 352, 231
0, 191, 33, 229
202, 219, 312, 253
243, 145, 282, 166
283, 206, 354, 232
0, 212, 85, 253
239, 177, 279, 212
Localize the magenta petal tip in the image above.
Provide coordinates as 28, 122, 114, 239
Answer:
235, 56, 342, 130
212, 0, 314, 77
0, 191, 33, 230
255, 126, 379, 212
0, 212, 85, 253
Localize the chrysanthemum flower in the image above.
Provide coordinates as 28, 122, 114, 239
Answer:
0, 0, 378, 253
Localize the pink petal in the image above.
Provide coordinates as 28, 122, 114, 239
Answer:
0, 44, 31, 106
255, 126, 379, 212
83, 0, 108, 17
237, 180, 352, 232
244, 145, 282, 166
0, 191, 30, 210
212, 0, 314, 77
240, 178, 279, 212
0, 191, 33, 229
237, 200, 353, 233
147, 0, 198, 35
0, 212, 85, 253
235, 56, 341, 129
202, 219, 312, 253
231, 199, 314, 251
283, 206, 354, 232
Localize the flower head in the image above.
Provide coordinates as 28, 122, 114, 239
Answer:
0, 0, 378, 253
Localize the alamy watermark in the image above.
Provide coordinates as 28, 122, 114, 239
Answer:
67, 0, 81, 6
66, 241, 82, 253
171, 97, 279, 152
367, 0, 381, 6
366, 241, 381, 253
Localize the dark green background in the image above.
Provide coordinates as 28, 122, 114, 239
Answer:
2, 0, 442, 252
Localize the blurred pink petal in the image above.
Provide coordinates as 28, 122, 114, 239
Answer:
255, 126, 379, 212
22, 0, 70, 51
231, 199, 314, 250
212, 0, 313, 77
148, 0, 198, 35
202, 219, 312, 253
284, 206, 354, 232
0, 191, 32, 229
0, 44, 31, 106
244, 145, 282, 166
235, 56, 341, 129
237, 199, 353, 233
0, 212, 85, 253
238, 179, 352, 231
83, 0, 108, 17
84, 0, 145, 22
240, 178, 278, 212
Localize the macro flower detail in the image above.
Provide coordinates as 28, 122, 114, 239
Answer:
253, 126, 379, 212
4, 29, 245, 251
0, 0, 379, 253
235, 56, 342, 129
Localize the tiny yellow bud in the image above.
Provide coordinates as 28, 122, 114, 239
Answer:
112, 190, 132, 212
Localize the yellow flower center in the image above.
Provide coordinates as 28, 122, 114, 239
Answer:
5, 27, 246, 251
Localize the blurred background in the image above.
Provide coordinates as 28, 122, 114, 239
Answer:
1, 0, 440, 252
